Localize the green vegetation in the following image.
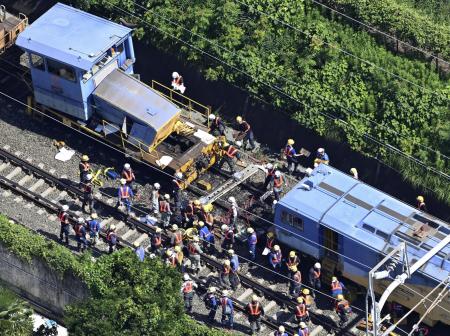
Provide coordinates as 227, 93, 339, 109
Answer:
0, 216, 227, 335
320, 0, 450, 59
0, 286, 33, 336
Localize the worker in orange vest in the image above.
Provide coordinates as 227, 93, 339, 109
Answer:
170, 224, 184, 247
245, 295, 265, 335
301, 288, 315, 310
286, 250, 300, 276
298, 321, 310, 336
335, 294, 352, 326
121, 163, 136, 193
273, 171, 285, 201
290, 265, 302, 297
416, 196, 427, 212
188, 236, 203, 273
159, 194, 172, 228
217, 141, 241, 174
220, 259, 233, 289
308, 262, 321, 298
294, 297, 310, 323
181, 273, 197, 313
330, 276, 346, 298
165, 248, 177, 268
151, 227, 163, 255
78, 154, 91, 184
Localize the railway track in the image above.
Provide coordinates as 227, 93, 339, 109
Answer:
0, 146, 367, 336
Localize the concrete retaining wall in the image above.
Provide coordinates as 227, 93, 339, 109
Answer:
0, 242, 89, 318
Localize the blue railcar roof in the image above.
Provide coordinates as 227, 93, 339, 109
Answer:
16, 3, 131, 71
279, 164, 450, 282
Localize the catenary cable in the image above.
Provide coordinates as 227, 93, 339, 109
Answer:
0, 88, 448, 317
309, 0, 450, 65
107, 4, 450, 181
128, 0, 450, 164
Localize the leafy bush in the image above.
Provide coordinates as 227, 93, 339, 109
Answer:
0, 287, 33, 336
0, 216, 228, 335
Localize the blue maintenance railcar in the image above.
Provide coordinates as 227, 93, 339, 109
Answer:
274, 164, 450, 326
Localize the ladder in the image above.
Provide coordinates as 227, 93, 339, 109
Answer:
199, 164, 264, 205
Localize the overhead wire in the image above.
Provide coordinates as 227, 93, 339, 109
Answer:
0, 86, 448, 317
309, 0, 450, 65
109, 3, 450, 180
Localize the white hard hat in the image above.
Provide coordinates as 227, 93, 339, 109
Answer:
110, 224, 116, 230
172, 224, 178, 231
247, 227, 254, 234
235, 141, 242, 147
62, 204, 69, 211
208, 114, 216, 120
172, 71, 179, 79
175, 172, 183, 179
221, 224, 229, 231
275, 170, 281, 177
124, 163, 131, 170
314, 262, 321, 269
86, 174, 93, 181
77, 217, 84, 223
183, 273, 190, 281
164, 194, 170, 200
208, 287, 217, 293
222, 290, 229, 296
300, 322, 307, 329
252, 295, 259, 301
266, 163, 273, 170
153, 182, 160, 189
279, 326, 285, 332
272, 200, 278, 205
227, 249, 234, 255
120, 178, 127, 185
317, 148, 325, 153
228, 196, 236, 203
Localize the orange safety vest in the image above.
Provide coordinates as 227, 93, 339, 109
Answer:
336, 300, 350, 312
313, 269, 321, 279
107, 231, 116, 242
331, 282, 342, 291
293, 271, 302, 283
295, 303, 307, 317
75, 224, 84, 236
188, 243, 198, 255
286, 256, 298, 267
221, 297, 228, 307
122, 169, 135, 182
284, 145, 295, 157
183, 281, 193, 293
274, 175, 284, 188
58, 211, 68, 224
205, 213, 214, 226
185, 204, 194, 216
174, 76, 183, 85
160, 200, 170, 212
152, 234, 162, 247
248, 302, 261, 316
119, 186, 130, 199
271, 251, 282, 263
80, 162, 90, 171
222, 265, 231, 274
174, 232, 183, 245
168, 254, 177, 267
225, 145, 238, 158
173, 179, 182, 189
266, 237, 274, 249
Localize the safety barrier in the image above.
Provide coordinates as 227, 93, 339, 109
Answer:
151, 80, 211, 127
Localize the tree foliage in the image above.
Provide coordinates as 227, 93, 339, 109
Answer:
65, 0, 450, 202
0, 287, 33, 336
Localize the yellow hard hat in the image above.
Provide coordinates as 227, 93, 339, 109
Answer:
198, 221, 205, 227
81, 155, 89, 162
171, 224, 178, 231
337, 294, 344, 300
297, 296, 304, 303
302, 288, 310, 295
252, 295, 259, 302
224, 260, 231, 266
267, 232, 274, 238
155, 227, 162, 233
289, 251, 296, 258
350, 167, 357, 175
299, 322, 307, 329
166, 249, 172, 256
274, 245, 280, 251
236, 116, 243, 123
91, 213, 98, 219
332, 276, 338, 282
174, 246, 181, 252
193, 199, 201, 206
287, 139, 295, 145
417, 195, 424, 203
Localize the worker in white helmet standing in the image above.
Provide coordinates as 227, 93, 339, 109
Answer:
121, 163, 137, 195
308, 262, 322, 298
208, 113, 225, 136
228, 196, 238, 229
273, 170, 286, 201
171, 71, 186, 94
151, 182, 161, 214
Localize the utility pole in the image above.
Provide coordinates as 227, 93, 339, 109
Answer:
366, 235, 450, 336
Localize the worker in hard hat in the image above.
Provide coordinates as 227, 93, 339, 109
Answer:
269, 245, 283, 271
199, 221, 214, 253
350, 167, 358, 179
171, 71, 186, 94
220, 259, 233, 289
82, 173, 95, 214
116, 177, 134, 215
298, 321, 309, 336
151, 227, 163, 255
220, 290, 234, 330
284, 139, 304, 175
228, 249, 240, 289
181, 273, 197, 313
121, 163, 136, 192
171, 172, 183, 210
151, 183, 160, 214
159, 194, 172, 229
335, 294, 352, 326
170, 224, 184, 247
228, 196, 238, 229
204, 287, 219, 322
263, 231, 276, 256
221, 224, 235, 251
331, 276, 347, 299
106, 224, 117, 254
235, 116, 255, 150
273, 170, 285, 201
286, 250, 300, 275
208, 113, 225, 136
289, 265, 302, 296
217, 140, 241, 174
79, 154, 91, 184
58, 204, 70, 245
275, 325, 288, 336
133, 241, 145, 262
188, 236, 203, 273
74, 217, 87, 252
87, 213, 100, 246
294, 296, 310, 323
308, 262, 322, 298
314, 148, 329, 167
301, 288, 315, 309
263, 163, 276, 190
245, 295, 265, 334
247, 227, 258, 262
416, 195, 427, 212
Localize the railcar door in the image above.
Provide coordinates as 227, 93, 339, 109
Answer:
320, 226, 341, 282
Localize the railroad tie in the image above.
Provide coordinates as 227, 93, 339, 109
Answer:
0, 162, 10, 173
18, 174, 32, 186
100, 217, 114, 229
114, 221, 126, 232
132, 233, 148, 246
28, 179, 44, 192
5, 166, 21, 179
237, 288, 253, 301
309, 325, 324, 336
41, 187, 55, 198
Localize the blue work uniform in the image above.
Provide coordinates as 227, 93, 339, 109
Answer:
220, 296, 234, 329
269, 250, 282, 270
298, 327, 310, 336
74, 223, 87, 252
316, 151, 329, 162
284, 144, 299, 173
117, 185, 134, 213
135, 246, 145, 262
199, 225, 214, 250
247, 232, 257, 261
331, 281, 346, 298
88, 219, 100, 236
204, 293, 219, 321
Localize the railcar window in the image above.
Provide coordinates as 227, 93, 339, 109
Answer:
47, 59, 76, 82
116, 42, 124, 54
281, 211, 303, 231
362, 223, 376, 233
375, 230, 389, 241
30, 53, 45, 71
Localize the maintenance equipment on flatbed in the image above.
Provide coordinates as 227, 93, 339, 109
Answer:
0, 5, 27, 55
